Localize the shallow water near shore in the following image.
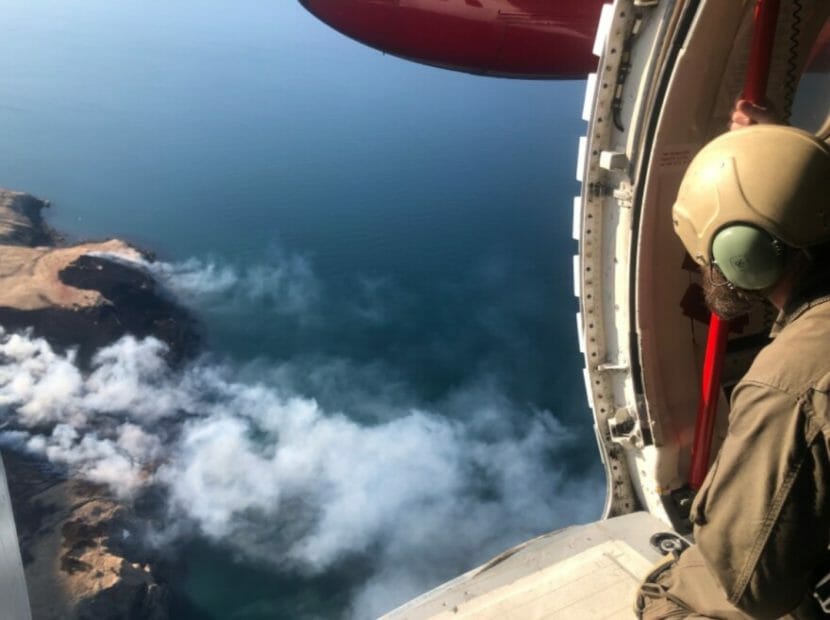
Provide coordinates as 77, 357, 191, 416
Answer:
0, 1, 603, 617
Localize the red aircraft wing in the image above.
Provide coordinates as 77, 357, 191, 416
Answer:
299, 0, 605, 79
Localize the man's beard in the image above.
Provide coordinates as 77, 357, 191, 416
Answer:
701, 266, 765, 320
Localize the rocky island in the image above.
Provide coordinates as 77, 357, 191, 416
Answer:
0, 188, 200, 619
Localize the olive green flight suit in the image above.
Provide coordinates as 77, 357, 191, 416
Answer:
638, 287, 830, 619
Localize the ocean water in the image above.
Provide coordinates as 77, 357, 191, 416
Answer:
0, 1, 604, 618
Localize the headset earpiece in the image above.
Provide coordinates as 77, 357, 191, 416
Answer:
711, 224, 785, 290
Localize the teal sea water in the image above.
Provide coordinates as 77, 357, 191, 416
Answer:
0, 1, 604, 618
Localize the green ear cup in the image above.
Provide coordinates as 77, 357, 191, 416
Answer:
711, 224, 785, 290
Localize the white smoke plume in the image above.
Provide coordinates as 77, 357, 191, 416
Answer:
0, 328, 601, 616
88, 250, 321, 317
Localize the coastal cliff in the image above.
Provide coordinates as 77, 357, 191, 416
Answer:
0, 188, 194, 619
0, 189, 199, 365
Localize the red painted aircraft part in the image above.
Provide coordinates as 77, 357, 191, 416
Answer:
742, 0, 780, 101
298, 0, 605, 79
689, 314, 730, 490
689, 0, 782, 491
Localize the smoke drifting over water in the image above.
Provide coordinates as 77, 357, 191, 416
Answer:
0, 253, 602, 618
90, 251, 322, 320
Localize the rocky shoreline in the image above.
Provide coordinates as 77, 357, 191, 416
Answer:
0, 188, 199, 619
4, 452, 171, 620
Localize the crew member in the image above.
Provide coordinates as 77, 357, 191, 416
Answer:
636, 123, 830, 618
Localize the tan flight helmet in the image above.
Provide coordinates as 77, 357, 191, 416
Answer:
673, 125, 830, 290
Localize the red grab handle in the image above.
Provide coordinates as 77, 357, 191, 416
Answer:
689, 0, 781, 490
